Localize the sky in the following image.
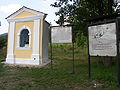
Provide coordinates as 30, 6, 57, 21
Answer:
0, 0, 59, 34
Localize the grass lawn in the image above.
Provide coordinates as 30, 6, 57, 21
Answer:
0, 44, 120, 90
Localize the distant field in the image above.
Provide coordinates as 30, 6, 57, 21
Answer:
0, 44, 119, 90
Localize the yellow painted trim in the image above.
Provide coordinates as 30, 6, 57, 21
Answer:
14, 21, 34, 59
40, 20, 43, 57
14, 11, 36, 18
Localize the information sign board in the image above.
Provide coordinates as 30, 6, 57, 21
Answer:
88, 23, 117, 56
51, 26, 72, 43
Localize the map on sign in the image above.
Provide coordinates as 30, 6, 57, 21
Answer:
88, 22, 117, 56
51, 26, 72, 43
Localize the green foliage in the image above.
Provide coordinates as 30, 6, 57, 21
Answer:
76, 32, 87, 47
51, 0, 120, 47
0, 36, 7, 49
0, 45, 119, 89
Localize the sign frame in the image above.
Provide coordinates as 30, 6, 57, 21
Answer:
50, 25, 75, 74
88, 21, 118, 57
87, 19, 119, 79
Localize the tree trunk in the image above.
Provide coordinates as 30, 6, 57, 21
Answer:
102, 0, 113, 67
98, 0, 103, 16
108, 0, 113, 14
102, 57, 113, 66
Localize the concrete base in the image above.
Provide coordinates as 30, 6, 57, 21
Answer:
6, 54, 15, 64
3, 60, 51, 67
5, 58, 50, 65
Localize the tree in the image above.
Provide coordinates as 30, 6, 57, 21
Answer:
51, 0, 120, 66
0, 36, 7, 49
51, 0, 119, 36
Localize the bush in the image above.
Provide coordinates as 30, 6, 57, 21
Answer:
0, 36, 7, 49
75, 32, 87, 47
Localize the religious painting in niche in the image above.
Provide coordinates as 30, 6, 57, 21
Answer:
20, 29, 29, 47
